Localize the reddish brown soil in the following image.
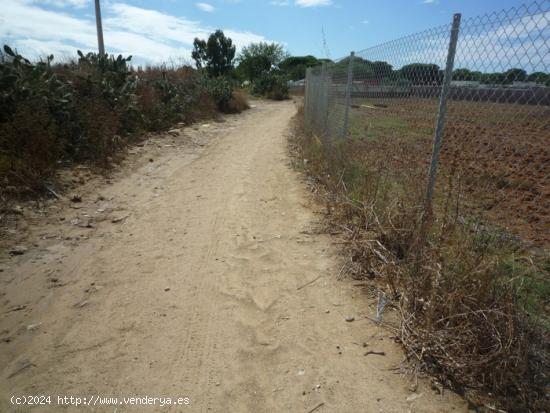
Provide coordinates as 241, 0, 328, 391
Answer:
351, 99, 550, 248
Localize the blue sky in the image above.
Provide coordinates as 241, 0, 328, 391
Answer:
0, 0, 546, 66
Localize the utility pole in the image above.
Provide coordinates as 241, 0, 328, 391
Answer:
94, 0, 105, 55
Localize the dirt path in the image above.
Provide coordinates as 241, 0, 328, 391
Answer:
0, 101, 468, 412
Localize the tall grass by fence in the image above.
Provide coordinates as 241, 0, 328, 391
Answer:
299, 2, 549, 411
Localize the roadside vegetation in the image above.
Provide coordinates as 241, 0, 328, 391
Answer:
291, 105, 549, 413
0, 38, 250, 199
0, 28, 328, 200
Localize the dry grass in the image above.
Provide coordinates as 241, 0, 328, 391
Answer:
0, 100, 59, 192
224, 89, 251, 114
291, 104, 550, 413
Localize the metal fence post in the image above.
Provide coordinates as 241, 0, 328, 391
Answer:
304, 67, 311, 125
424, 13, 461, 216
320, 62, 328, 135
342, 51, 355, 138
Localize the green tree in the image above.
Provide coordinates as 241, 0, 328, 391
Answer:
504, 68, 527, 83
471, 71, 482, 81
479, 72, 506, 85
399, 63, 442, 85
453, 68, 481, 81
526, 72, 549, 83
349, 58, 375, 80
236, 42, 288, 81
370, 61, 393, 79
191, 30, 236, 77
252, 71, 289, 100
330, 57, 394, 81
331, 57, 370, 80
279, 55, 319, 80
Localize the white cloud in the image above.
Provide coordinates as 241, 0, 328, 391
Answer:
0, 0, 274, 64
33, 0, 89, 8
14, 38, 85, 59
195, 2, 215, 12
105, 3, 210, 45
295, 0, 333, 7
362, 19, 369, 25
271, 0, 334, 8
0, 0, 97, 46
223, 30, 271, 48
422, 0, 439, 4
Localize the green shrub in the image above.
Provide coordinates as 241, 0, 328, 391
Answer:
0, 46, 72, 125
252, 72, 289, 100
200, 75, 234, 111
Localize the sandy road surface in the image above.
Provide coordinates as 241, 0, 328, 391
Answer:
0, 101, 468, 412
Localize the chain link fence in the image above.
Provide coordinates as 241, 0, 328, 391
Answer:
304, 0, 550, 248
302, 4, 550, 408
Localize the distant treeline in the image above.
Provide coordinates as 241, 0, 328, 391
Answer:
283, 55, 550, 87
